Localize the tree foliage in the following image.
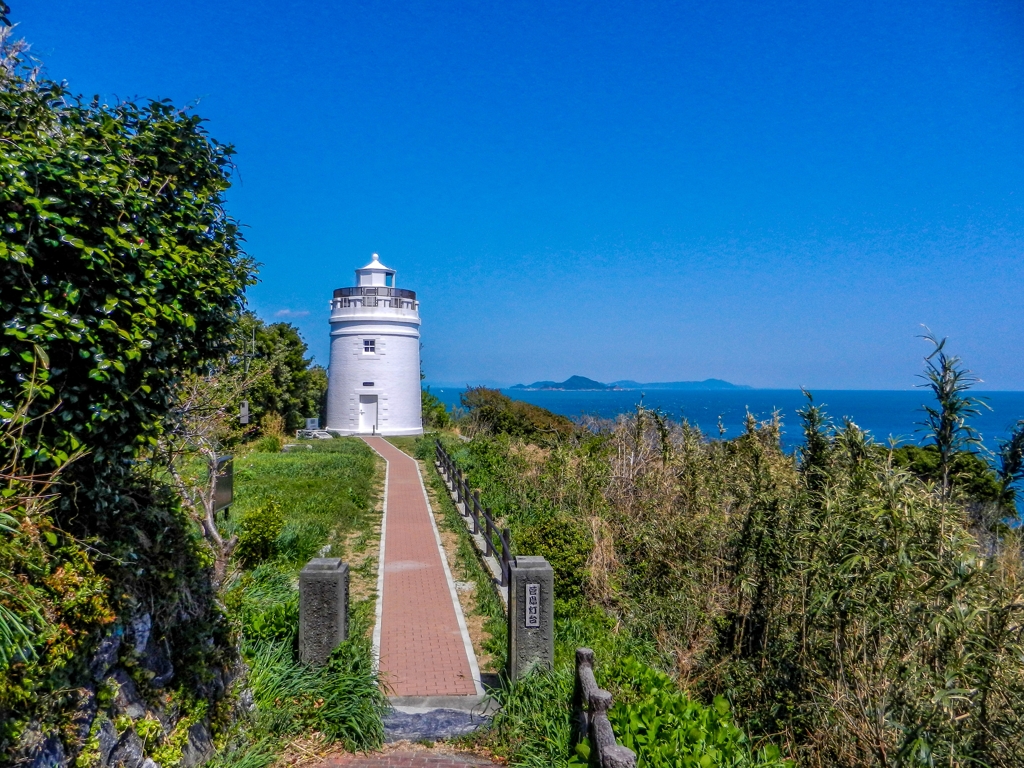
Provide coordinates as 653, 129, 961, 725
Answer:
916, 332, 989, 498
421, 386, 451, 429
0, 32, 251, 760
0, 44, 255, 527
890, 444, 1002, 504
996, 419, 1024, 513
237, 313, 327, 431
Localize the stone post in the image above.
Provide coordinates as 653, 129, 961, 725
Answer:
299, 558, 349, 665
507, 555, 554, 679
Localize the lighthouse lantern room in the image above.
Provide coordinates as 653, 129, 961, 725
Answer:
325, 254, 423, 436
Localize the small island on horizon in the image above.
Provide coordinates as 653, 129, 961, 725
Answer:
509, 375, 751, 391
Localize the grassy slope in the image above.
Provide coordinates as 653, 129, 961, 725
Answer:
212, 438, 388, 766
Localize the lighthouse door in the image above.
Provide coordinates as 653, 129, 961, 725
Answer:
358, 395, 378, 434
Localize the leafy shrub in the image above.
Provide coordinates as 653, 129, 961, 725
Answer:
601, 658, 792, 768
235, 502, 285, 567
246, 597, 298, 647
422, 387, 451, 429
1, 35, 253, 758
252, 435, 283, 454
460, 387, 577, 440
516, 513, 592, 605
0, 48, 255, 521
259, 412, 286, 440
891, 444, 1001, 504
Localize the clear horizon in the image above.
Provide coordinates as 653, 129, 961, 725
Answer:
424, 380, 1024, 393
17, 1, 1024, 389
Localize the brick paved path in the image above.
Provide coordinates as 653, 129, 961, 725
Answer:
325, 752, 499, 767
363, 437, 480, 696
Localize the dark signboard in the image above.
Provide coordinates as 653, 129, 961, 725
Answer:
212, 455, 233, 513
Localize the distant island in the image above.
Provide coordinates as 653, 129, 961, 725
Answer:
612, 378, 751, 391
511, 375, 617, 391
509, 375, 750, 391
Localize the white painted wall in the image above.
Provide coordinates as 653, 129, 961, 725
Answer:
325, 260, 423, 436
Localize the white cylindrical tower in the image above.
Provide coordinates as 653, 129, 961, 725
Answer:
325, 254, 423, 436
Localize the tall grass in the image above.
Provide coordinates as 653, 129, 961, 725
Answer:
486, 667, 577, 768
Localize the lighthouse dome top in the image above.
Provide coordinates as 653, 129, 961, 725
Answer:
359, 252, 394, 272
356, 253, 396, 287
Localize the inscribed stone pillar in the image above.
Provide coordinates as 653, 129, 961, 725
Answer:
507, 555, 554, 679
299, 558, 349, 665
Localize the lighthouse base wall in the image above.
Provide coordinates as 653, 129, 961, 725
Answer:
324, 317, 423, 437
325, 425, 424, 437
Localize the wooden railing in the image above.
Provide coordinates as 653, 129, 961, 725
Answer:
435, 439, 512, 587
572, 648, 637, 768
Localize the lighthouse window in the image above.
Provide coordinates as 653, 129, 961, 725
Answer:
363, 339, 376, 354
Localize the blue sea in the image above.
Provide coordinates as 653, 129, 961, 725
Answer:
429, 388, 1024, 452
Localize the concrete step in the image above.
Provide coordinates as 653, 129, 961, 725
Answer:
384, 695, 498, 742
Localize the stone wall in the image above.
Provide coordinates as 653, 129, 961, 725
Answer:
13, 610, 234, 768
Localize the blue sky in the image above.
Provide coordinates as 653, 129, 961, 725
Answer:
17, 0, 1024, 389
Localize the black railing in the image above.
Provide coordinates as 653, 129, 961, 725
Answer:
435, 439, 512, 587
333, 286, 417, 300
573, 648, 637, 768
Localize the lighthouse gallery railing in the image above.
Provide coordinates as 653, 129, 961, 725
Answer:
333, 286, 417, 300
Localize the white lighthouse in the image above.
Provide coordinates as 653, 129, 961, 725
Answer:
325, 254, 423, 436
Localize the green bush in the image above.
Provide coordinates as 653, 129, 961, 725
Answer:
1, 36, 254, 757
0, 49, 255, 519
891, 444, 1001, 504
460, 387, 577, 440
422, 387, 451, 429
516, 513, 592, 605
235, 502, 285, 566
601, 658, 792, 768
245, 597, 298, 647
252, 435, 283, 454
